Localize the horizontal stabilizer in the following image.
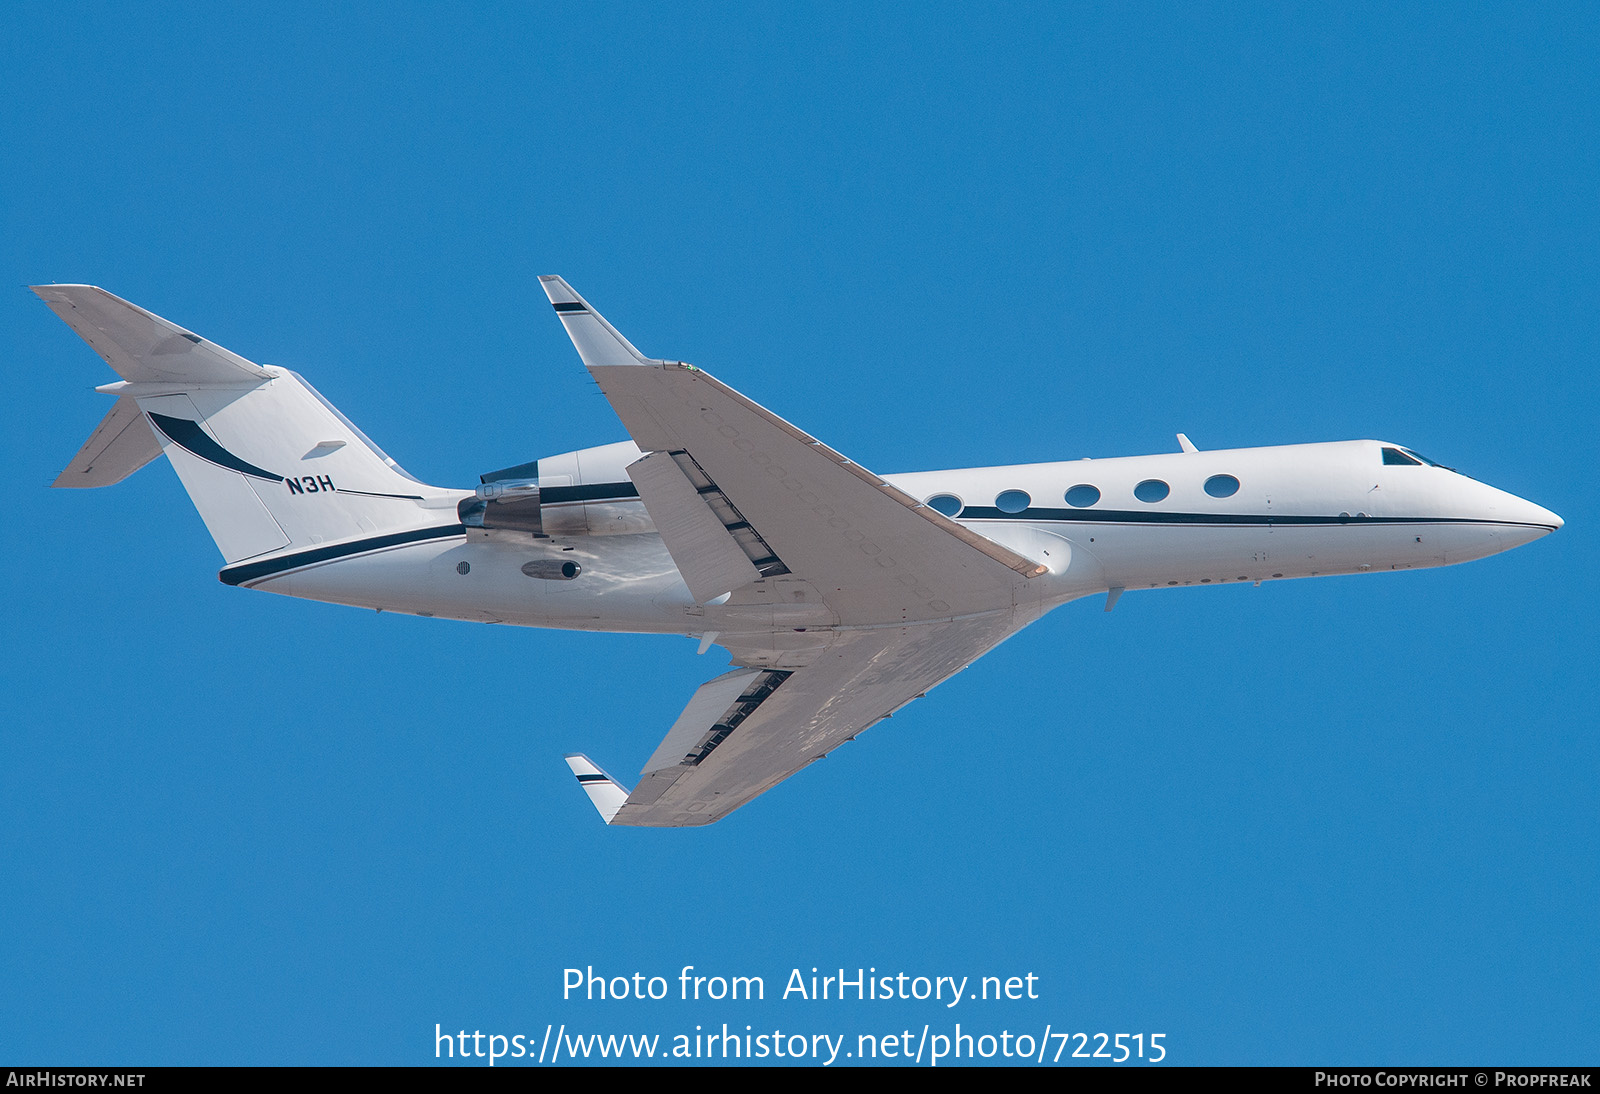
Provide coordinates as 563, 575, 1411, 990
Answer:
53, 396, 161, 488
33, 285, 272, 385
563, 754, 630, 824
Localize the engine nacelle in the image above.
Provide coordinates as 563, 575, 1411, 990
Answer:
458, 440, 653, 538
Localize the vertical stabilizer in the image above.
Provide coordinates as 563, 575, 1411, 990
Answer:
42, 286, 458, 565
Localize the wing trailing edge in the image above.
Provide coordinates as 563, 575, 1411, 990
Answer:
626, 450, 764, 602
576, 610, 1038, 827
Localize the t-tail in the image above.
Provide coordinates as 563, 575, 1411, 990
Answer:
40, 286, 461, 581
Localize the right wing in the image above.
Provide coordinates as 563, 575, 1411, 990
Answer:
539, 276, 1045, 627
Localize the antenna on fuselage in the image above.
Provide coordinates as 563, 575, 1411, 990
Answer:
1176, 433, 1199, 453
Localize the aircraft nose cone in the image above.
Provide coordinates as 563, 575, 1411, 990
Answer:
1492, 490, 1563, 547
1454, 476, 1563, 555
1519, 498, 1563, 532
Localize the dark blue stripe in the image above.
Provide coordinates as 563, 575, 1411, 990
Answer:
219, 524, 466, 586
335, 488, 426, 501
541, 482, 640, 504
148, 413, 283, 482
956, 506, 1552, 529
551, 301, 587, 313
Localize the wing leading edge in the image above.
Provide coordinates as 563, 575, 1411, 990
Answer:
540, 276, 1051, 825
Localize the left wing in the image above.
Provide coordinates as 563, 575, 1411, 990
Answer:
566, 610, 1036, 826
540, 277, 1052, 825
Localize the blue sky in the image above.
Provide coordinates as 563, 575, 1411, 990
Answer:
3, 2, 1596, 1066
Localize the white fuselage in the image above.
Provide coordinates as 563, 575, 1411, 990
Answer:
243, 437, 1561, 637
43, 282, 1565, 827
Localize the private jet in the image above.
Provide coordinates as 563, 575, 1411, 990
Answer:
39, 279, 1562, 826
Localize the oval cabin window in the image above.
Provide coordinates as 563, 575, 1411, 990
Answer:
1134, 479, 1169, 503
995, 490, 1032, 514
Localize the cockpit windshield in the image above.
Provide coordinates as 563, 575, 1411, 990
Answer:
1382, 446, 1454, 470
1402, 448, 1450, 468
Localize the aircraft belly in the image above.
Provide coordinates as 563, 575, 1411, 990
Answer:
251, 533, 697, 632
1432, 523, 1520, 566
1253, 524, 1449, 577
1088, 521, 1451, 588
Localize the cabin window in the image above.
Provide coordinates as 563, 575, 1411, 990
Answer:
1134, 479, 1169, 503
995, 489, 1032, 514
1204, 474, 1240, 498
926, 493, 964, 517
1065, 484, 1100, 507
1382, 447, 1422, 466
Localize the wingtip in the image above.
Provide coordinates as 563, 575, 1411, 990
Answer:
563, 753, 630, 824
30, 284, 95, 304
538, 275, 581, 305
537, 279, 652, 366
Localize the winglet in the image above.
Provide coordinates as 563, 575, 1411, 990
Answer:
563, 753, 630, 824
538, 276, 653, 368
